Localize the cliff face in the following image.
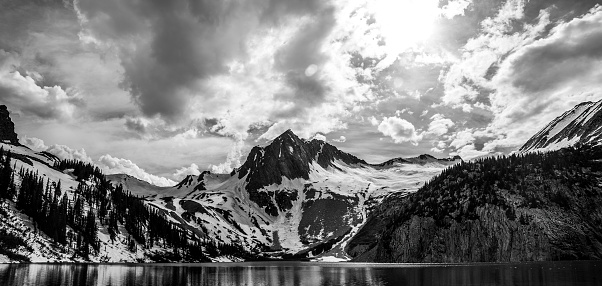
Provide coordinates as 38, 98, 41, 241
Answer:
373, 205, 572, 262
349, 145, 602, 262
0, 105, 18, 145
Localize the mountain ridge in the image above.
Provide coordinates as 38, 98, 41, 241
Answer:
520, 99, 602, 152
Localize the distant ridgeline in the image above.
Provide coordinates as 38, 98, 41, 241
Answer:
348, 143, 602, 262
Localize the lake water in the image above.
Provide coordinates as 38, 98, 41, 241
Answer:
0, 261, 600, 286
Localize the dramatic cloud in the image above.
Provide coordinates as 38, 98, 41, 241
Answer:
437, 2, 602, 156
6, 0, 602, 176
426, 114, 455, 136
172, 163, 201, 181
46, 144, 93, 163
0, 50, 79, 120
333, 136, 347, 143
486, 5, 602, 150
208, 139, 245, 174
377, 117, 422, 144
312, 134, 327, 142
20, 136, 48, 152
20, 136, 93, 162
98, 154, 176, 187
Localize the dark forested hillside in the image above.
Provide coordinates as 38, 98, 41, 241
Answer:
0, 148, 249, 262
348, 144, 602, 262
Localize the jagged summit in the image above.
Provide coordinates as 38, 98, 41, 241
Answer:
235, 129, 366, 192
174, 171, 210, 191
520, 99, 602, 152
0, 105, 19, 145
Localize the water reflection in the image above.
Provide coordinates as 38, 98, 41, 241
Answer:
0, 261, 600, 286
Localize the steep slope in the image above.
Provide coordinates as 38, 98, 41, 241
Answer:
520, 99, 602, 152
349, 145, 602, 263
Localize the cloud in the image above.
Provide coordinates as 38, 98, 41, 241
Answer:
74, 0, 346, 124
208, 139, 245, 174
430, 147, 444, 153
441, 0, 473, 19
377, 117, 422, 144
498, 6, 602, 94
47, 144, 93, 163
450, 144, 490, 160
20, 136, 48, 152
172, 163, 201, 181
440, 0, 551, 109
449, 129, 476, 149
436, 3, 602, 156
333, 136, 346, 143
20, 135, 176, 186
312, 133, 327, 141
20, 135, 92, 162
73, 0, 372, 171
0, 50, 80, 120
369, 116, 379, 126
426, 114, 454, 136
124, 117, 148, 134
98, 154, 176, 187
485, 6, 602, 149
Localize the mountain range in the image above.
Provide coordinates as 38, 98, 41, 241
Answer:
0, 98, 600, 262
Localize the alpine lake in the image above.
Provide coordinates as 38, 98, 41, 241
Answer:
0, 260, 600, 286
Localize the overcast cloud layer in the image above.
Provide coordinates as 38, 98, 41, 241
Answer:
3, 0, 602, 186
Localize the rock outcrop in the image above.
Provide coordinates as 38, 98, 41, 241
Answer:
0, 105, 18, 145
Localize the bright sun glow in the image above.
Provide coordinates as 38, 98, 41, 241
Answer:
369, 0, 441, 54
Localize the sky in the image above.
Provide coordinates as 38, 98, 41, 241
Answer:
2, 0, 602, 186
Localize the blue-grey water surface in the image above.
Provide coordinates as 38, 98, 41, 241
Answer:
0, 261, 600, 286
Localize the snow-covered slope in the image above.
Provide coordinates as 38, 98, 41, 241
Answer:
520, 99, 602, 153
106, 174, 170, 198
0, 142, 151, 263
121, 130, 462, 260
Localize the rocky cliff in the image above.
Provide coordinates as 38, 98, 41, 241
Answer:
0, 105, 18, 145
348, 145, 602, 262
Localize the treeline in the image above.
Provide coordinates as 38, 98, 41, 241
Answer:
0, 147, 15, 199
384, 143, 602, 229
55, 159, 104, 181
14, 168, 99, 256
0, 151, 249, 260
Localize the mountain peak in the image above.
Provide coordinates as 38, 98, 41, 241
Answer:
235, 130, 366, 206
0, 105, 19, 145
282, 129, 296, 136
520, 99, 602, 152
272, 129, 304, 145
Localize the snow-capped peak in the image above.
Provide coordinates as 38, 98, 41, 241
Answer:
520, 99, 602, 153
234, 129, 366, 192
